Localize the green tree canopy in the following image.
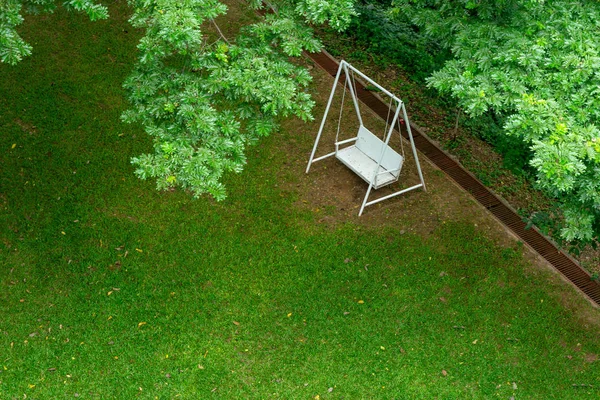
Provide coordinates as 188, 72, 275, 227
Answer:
394, 0, 600, 241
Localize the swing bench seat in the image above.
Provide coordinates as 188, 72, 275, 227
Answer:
336, 125, 404, 189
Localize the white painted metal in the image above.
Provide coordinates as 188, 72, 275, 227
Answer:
336, 145, 400, 188
355, 126, 403, 181
345, 62, 400, 102
402, 104, 427, 192
312, 151, 337, 163
335, 137, 358, 146
306, 60, 426, 215
336, 126, 403, 189
306, 61, 344, 173
358, 101, 403, 216
364, 184, 424, 207
343, 64, 364, 127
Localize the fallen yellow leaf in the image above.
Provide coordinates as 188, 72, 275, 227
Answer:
138, 322, 146, 327
287, 313, 292, 318
135, 248, 143, 253
358, 300, 364, 304
11, 143, 16, 149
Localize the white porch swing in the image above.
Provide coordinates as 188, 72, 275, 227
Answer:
306, 60, 426, 216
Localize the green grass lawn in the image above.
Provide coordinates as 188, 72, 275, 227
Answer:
1, 2, 599, 398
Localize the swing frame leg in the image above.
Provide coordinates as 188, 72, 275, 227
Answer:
358, 182, 375, 216
306, 61, 346, 173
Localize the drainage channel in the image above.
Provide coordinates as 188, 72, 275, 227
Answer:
307, 50, 600, 307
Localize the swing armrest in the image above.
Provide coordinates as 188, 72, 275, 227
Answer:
335, 137, 358, 146
376, 166, 402, 175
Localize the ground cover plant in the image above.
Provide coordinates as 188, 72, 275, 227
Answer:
1, 1, 599, 398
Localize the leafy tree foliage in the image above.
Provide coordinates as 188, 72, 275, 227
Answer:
341, 1, 449, 82
393, 0, 600, 241
2, 0, 356, 201
123, 0, 355, 200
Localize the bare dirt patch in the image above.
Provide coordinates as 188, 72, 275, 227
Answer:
14, 118, 38, 135
283, 60, 528, 247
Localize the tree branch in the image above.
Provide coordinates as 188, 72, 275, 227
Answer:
210, 18, 230, 44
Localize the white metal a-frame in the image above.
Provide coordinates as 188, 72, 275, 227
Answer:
306, 60, 426, 216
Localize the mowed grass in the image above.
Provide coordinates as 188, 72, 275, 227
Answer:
1, 2, 599, 398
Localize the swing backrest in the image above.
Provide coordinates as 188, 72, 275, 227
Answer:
355, 126, 403, 176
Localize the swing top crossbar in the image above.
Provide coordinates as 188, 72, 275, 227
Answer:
341, 61, 402, 105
